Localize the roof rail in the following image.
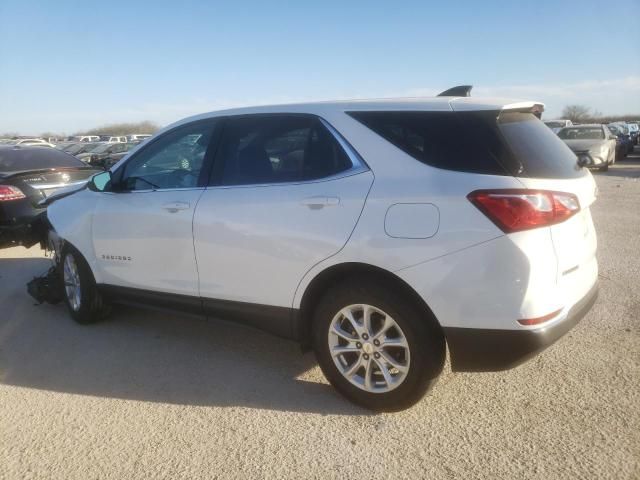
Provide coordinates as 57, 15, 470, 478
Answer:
437, 85, 473, 97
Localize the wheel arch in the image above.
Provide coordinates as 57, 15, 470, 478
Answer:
295, 262, 442, 349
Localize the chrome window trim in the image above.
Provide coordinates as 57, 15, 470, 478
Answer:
206, 169, 369, 190
100, 187, 206, 195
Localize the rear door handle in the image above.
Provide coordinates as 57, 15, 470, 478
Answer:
301, 196, 340, 209
162, 201, 190, 213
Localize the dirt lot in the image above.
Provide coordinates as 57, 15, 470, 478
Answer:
1, 152, 639, 479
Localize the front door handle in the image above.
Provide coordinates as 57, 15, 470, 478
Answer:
162, 201, 190, 213
301, 196, 340, 209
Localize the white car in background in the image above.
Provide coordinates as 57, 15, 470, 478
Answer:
69, 135, 101, 143
544, 119, 573, 134
127, 134, 152, 142
42, 88, 599, 410
13, 138, 55, 147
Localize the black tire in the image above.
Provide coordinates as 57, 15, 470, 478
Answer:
312, 279, 445, 411
60, 246, 110, 324
599, 163, 609, 172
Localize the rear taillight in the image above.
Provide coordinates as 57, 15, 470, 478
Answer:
468, 189, 580, 233
0, 185, 26, 201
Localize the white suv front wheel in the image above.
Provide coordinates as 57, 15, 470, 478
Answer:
60, 247, 110, 324
313, 279, 445, 411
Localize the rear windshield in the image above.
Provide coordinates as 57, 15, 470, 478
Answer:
348, 110, 585, 179
558, 127, 604, 140
0, 147, 86, 173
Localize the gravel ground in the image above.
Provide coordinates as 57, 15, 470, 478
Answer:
1, 151, 639, 479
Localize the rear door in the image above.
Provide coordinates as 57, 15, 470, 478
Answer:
193, 114, 373, 310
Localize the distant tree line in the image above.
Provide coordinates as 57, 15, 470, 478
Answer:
559, 105, 639, 124
75, 120, 161, 136
1, 121, 162, 139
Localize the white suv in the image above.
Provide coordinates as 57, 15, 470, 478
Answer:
43, 92, 599, 410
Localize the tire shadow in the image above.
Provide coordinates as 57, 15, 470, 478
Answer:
0, 255, 370, 416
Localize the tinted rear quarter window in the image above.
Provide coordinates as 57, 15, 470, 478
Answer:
348, 110, 584, 179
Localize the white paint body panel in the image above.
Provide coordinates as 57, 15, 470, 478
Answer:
91, 189, 204, 295
384, 203, 439, 239
194, 172, 373, 306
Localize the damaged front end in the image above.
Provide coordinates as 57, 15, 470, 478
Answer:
27, 264, 64, 304
26, 217, 66, 305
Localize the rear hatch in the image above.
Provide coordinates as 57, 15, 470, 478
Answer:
349, 102, 598, 308
492, 110, 598, 305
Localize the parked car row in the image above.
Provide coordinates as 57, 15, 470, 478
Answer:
545, 119, 637, 171
66, 134, 152, 143
0, 146, 100, 249
0, 138, 143, 170
0, 133, 152, 147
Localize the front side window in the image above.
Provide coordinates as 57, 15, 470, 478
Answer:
214, 115, 352, 186
119, 121, 215, 191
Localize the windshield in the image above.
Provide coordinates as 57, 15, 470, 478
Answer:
558, 127, 604, 140
70, 142, 101, 154
544, 121, 565, 128
65, 143, 86, 154
0, 147, 86, 173
90, 144, 113, 154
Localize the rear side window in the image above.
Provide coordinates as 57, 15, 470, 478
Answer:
348, 110, 584, 179
214, 115, 352, 186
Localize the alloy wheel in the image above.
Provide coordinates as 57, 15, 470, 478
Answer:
327, 304, 410, 393
63, 254, 82, 312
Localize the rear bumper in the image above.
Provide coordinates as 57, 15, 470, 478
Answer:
443, 281, 599, 372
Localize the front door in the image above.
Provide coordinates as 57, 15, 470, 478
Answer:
193, 114, 373, 310
92, 120, 218, 296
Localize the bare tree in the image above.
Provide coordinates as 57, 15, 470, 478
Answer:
562, 105, 592, 123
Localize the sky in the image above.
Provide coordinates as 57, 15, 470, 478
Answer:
1, 0, 639, 135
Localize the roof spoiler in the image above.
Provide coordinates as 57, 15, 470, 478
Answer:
437, 85, 473, 97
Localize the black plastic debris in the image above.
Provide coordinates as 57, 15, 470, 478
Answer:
27, 266, 63, 305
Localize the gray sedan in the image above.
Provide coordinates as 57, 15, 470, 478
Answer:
558, 124, 618, 171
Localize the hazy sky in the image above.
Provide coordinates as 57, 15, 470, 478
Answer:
1, 0, 639, 134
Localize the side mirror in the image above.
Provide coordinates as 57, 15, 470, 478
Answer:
88, 171, 112, 192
